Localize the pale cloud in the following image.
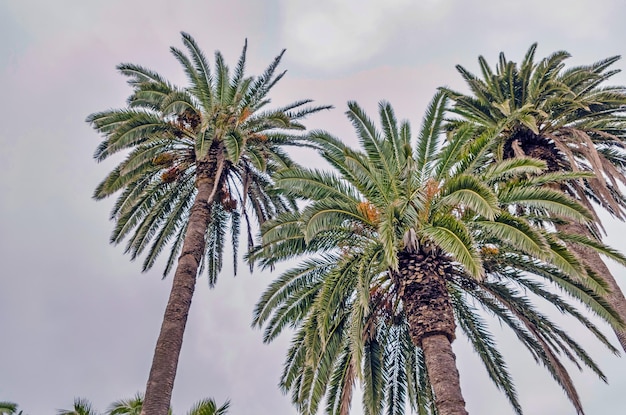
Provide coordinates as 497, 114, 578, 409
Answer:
277, 0, 616, 73
483, 0, 615, 40
279, 0, 453, 71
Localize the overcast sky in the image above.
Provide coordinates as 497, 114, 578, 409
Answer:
1, 1, 626, 414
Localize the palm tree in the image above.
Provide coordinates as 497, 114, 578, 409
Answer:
250, 96, 624, 414
107, 394, 145, 415
185, 399, 229, 415
88, 32, 330, 415
107, 394, 228, 415
59, 396, 228, 415
441, 44, 626, 350
0, 403, 16, 415
57, 398, 99, 415
0, 402, 24, 415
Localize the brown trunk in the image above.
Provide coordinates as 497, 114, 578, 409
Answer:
422, 335, 468, 415
397, 250, 469, 415
557, 221, 626, 351
140, 159, 216, 415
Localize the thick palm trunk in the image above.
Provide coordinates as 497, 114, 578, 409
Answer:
510, 135, 626, 352
141, 159, 216, 415
557, 221, 626, 351
397, 250, 469, 415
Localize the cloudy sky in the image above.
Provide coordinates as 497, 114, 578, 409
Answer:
1, 0, 626, 414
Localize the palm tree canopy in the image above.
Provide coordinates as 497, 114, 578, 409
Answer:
185, 398, 229, 415
57, 398, 99, 415
107, 394, 145, 415
0, 402, 20, 415
58, 396, 227, 415
251, 95, 624, 415
442, 43, 626, 225
106, 394, 227, 415
88, 32, 331, 283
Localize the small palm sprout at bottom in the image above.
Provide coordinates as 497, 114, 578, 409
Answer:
57, 396, 229, 415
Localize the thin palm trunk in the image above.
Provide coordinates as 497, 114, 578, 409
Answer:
557, 221, 626, 351
397, 250, 469, 415
141, 159, 217, 415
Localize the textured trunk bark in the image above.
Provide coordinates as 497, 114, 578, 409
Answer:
557, 221, 626, 351
397, 250, 469, 415
422, 334, 468, 415
140, 159, 216, 415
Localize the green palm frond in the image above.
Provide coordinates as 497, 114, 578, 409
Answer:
346, 101, 399, 197
482, 156, 546, 183
0, 403, 19, 415
383, 325, 409, 415
186, 398, 230, 415
434, 123, 478, 178
117, 62, 170, 86
363, 335, 385, 415
438, 174, 499, 219
556, 232, 626, 267
107, 393, 144, 415
179, 32, 214, 111
325, 342, 356, 415
498, 186, 593, 223
423, 215, 483, 279
474, 213, 547, 258
415, 92, 447, 179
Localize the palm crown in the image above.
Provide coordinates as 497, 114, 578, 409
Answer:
89, 32, 329, 280
0, 403, 23, 415
57, 398, 98, 415
251, 94, 625, 415
58, 396, 228, 415
442, 43, 626, 222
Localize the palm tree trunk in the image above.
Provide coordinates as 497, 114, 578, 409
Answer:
397, 250, 469, 415
141, 159, 216, 415
422, 334, 468, 415
556, 221, 626, 351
